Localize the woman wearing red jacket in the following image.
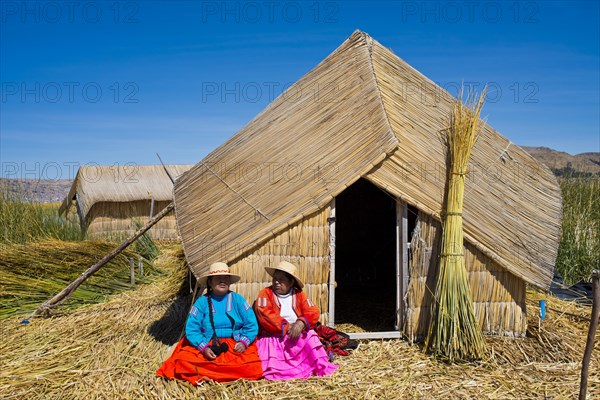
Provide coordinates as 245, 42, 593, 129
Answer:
254, 261, 338, 380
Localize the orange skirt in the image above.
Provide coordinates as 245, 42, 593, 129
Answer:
157, 337, 263, 384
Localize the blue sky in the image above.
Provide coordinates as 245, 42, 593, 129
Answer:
1, 0, 598, 179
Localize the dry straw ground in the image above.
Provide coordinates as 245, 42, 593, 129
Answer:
1, 245, 598, 399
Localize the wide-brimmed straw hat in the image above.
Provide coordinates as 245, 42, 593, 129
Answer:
265, 261, 304, 289
199, 262, 241, 286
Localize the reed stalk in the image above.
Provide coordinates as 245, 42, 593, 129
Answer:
425, 86, 487, 362
556, 176, 600, 285
0, 186, 82, 244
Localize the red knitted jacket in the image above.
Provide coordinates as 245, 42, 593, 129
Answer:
254, 286, 320, 336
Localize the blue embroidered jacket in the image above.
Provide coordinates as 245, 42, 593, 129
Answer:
185, 291, 258, 352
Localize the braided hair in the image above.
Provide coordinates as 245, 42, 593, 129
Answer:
205, 278, 228, 355
205, 285, 216, 335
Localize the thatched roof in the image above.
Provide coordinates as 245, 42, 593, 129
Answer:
59, 165, 193, 218
174, 30, 561, 290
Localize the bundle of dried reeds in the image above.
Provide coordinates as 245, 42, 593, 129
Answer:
425, 86, 487, 362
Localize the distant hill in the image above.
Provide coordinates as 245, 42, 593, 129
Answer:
522, 146, 600, 177
0, 178, 72, 203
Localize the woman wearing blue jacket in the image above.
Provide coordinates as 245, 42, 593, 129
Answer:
157, 262, 263, 384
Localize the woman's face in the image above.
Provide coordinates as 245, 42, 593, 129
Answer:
208, 275, 231, 296
272, 271, 294, 295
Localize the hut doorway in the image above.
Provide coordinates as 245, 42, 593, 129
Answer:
333, 178, 398, 333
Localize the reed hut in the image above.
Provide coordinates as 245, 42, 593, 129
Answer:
174, 31, 562, 340
59, 164, 192, 240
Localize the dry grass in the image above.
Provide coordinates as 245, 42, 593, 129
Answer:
1, 245, 598, 399
0, 239, 160, 317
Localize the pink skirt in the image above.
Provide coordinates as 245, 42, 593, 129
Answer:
256, 330, 338, 380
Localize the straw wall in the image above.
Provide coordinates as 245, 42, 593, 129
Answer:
85, 200, 180, 240
228, 208, 331, 324
404, 212, 526, 342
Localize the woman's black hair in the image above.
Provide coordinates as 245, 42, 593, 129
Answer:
273, 270, 301, 291
205, 283, 214, 331
285, 271, 300, 289
204, 278, 228, 356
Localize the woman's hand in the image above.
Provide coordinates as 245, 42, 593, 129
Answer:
288, 320, 305, 339
203, 347, 217, 360
233, 342, 247, 353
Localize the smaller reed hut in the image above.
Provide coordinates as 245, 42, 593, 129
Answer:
173, 31, 562, 340
59, 164, 192, 240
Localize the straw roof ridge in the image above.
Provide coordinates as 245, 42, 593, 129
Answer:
361, 31, 398, 150
59, 164, 193, 217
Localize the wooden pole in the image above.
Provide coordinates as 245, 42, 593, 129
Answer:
149, 194, 155, 222
396, 200, 408, 331
156, 153, 176, 184
130, 258, 135, 285
579, 269, 600, 400
138, 255, 144, 277
327, 199, 336, 328
29, 202, 175, 318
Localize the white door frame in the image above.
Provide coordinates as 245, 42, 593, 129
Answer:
327, 197, 408, 339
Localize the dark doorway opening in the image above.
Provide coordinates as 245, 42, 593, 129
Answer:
334, 178, 397, 331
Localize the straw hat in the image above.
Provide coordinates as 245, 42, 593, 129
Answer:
265, 261, 304, 289
198, 262, 241, 286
